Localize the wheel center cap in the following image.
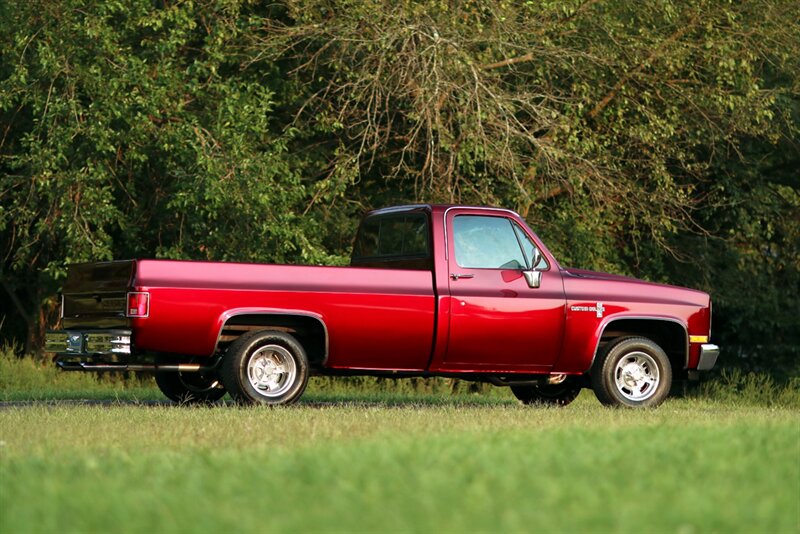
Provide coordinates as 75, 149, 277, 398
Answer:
255, 360, 276, 381
621, 363, 644, 387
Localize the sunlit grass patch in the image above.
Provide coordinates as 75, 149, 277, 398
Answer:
0, 347, 159, 402
1, 402, 797, 533
2, 347, 799, 532
693, 368, 800, 408
4, 346, 798, 409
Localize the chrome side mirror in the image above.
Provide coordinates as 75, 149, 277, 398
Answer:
523, 247, 544, 288
523, 270, 542, 289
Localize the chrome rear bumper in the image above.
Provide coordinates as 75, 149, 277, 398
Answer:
45, 329, 132, 356
46, 330, 218, 373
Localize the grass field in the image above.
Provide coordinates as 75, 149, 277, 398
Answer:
1, 352, 799, 533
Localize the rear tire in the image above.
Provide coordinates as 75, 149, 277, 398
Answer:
591, 337, 672, 408
510, 379, 581, 407
220, 330, 309, 405
155, 371, 226, 405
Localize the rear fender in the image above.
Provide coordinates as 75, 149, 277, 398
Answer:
213, 308, 329, 367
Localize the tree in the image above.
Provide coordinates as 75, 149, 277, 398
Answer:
247, 0, 797, 267
0, 0, 332, 351
0, 0, 797, 374
243, 0, 799, 374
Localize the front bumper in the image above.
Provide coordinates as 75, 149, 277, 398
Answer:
45, 329, 132, 357
697, 343, 720, 371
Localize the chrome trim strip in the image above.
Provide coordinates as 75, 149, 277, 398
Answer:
709, 299, 713, 341
587, 316, 690, 371
213, 309, 330, 365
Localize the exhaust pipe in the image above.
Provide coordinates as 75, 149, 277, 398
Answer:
57, 361, 216, 373
488, 373, 569, 387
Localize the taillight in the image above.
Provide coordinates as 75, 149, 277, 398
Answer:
127, 292, 150, 318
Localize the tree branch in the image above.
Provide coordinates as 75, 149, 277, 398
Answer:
587, 19, 697, 120
480, 0, 599, 71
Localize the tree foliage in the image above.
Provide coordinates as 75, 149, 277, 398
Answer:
256, 0, 798, 267
1, 0, 797, 371
0, 1, 332, 348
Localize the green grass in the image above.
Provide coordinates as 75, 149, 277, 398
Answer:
2, 403, 798, 533
0, 350, 161, 402
0, 349, 511, 404
1, 350, 799, 532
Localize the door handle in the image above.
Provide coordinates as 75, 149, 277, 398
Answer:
450, 273, 475, 280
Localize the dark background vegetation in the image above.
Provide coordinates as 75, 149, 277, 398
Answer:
1, 0, 797, 376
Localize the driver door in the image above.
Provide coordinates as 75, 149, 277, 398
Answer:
442, 210, 566, 371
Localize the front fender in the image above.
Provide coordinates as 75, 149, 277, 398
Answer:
586, 314, 689, 371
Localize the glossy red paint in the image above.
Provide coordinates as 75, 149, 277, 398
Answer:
432, 207, 566, 373
131, 261, 436, 371
51, 204, 716, 379
556, 269, 711, 373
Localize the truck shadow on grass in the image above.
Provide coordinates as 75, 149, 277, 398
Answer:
0, 396, 518, 410
0, 399, 172, 409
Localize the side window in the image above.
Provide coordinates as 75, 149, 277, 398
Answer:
512, 222, 548, 270
453, 215, 527, 269
353, 213, 430, 260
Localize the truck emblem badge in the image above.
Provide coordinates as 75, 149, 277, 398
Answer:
67, 334, 83, 352
595, 302, 605, 318
570, 302, 605, 318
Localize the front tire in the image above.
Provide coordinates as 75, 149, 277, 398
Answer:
220, 330, 309, 405
155, 371, 226, 405
511, 379, 581, 407
591, 337, 672, 408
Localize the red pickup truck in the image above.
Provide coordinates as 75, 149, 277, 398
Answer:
45, 205, 719, 408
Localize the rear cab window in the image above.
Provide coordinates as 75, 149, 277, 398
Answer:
351, 211, 432, 270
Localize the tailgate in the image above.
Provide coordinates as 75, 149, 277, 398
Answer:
62, 260, 135, 328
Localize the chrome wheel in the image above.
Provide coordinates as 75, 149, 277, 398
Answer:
614, 351, 659, 402
246, 344, 297, 398
221, 330, 310, 405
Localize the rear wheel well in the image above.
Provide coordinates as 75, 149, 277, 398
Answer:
217, 314, 327, 370
596, 319, 687, 372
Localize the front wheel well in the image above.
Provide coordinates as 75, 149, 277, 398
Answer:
217, 314, 328, 370
595, 319, 687, 373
